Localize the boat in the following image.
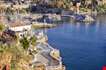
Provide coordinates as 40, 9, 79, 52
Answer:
74, 14, 95, 22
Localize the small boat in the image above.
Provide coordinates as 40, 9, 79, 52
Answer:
74, 14, 95, 22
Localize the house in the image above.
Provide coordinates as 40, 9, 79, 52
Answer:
8, 20, 31, 32
7, 20, 32, 38
97, 0, 106, 5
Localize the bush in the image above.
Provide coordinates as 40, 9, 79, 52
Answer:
30, 36, 37, 46
0, 45, 32, 70
0, 23, 5, 31
97, 4, 106, 14
20, 36, 29, 50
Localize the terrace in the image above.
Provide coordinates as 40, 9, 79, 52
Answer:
32, 43, 62, 70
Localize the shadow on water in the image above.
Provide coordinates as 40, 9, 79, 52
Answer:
47, 15, 106, 70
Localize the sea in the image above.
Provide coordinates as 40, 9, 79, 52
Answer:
47, 15, 106, 70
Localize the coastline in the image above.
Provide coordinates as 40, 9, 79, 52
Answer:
0, 0, 106, 70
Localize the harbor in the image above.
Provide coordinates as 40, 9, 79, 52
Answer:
0, 0, 106, 70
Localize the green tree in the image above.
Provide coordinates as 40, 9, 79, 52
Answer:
20, 36, 29, 50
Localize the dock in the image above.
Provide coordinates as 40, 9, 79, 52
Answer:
32, 22, 57, 28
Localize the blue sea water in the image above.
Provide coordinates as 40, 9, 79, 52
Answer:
47, 16, 106, 70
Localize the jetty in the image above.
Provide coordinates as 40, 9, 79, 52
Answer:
32, 22, 57, 28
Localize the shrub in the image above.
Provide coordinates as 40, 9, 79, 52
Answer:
20, 36, 29, 50
0, 23, 5, 31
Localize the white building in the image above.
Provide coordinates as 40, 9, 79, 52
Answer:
8, 20, 32, 37
10, 24, 31, 32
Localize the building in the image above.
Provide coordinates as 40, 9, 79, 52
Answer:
7, 20, 32, 38
8, 20, 31, 31
97, 0, 106, 5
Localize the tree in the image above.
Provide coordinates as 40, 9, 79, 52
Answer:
20, 36, 29, 50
